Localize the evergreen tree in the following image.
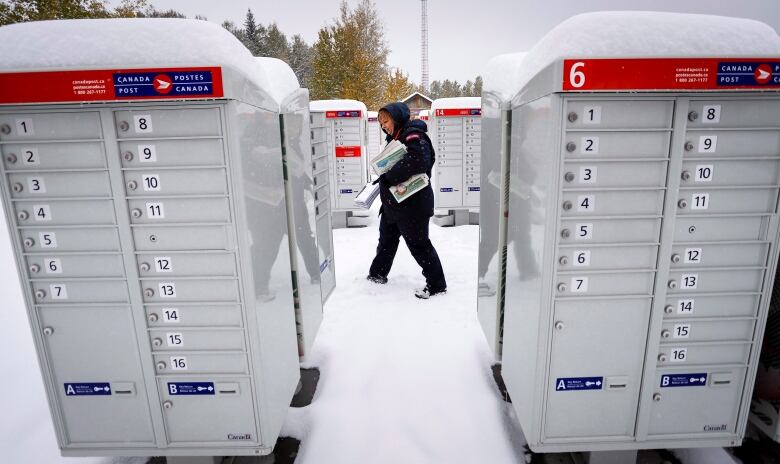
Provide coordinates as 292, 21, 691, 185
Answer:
473, 76, 483, 96
289, 34, 313, 88
243, 9, 266, 56
265, 23, 289, 62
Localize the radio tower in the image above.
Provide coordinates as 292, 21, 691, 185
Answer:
421, 0, 429, 92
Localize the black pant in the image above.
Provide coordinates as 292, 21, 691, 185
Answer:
369, 213, 446, 290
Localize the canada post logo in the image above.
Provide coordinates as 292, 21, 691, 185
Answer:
113, 70, 216, 97
717, 62, 780, 86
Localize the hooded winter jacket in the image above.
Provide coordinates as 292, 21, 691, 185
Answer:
376, 102, 435, 222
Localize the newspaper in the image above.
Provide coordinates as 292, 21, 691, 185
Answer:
390, 174, 429, 203
370, 140, 407, 176
353, 182, 380, 209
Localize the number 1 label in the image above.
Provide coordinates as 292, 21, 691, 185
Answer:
583, 106, 602, 124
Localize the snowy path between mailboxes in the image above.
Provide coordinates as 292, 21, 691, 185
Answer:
281, 207, 525, 464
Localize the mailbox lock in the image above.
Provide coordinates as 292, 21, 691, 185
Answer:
0, 124, 11, 135
123, 151, 134, 161
557, 282, 567, 292
29, 264, 40, 274
671, 254, 681, 263
42, 327, 54, 336
681, 171, 692, 181
118, 121, 130, 132
562, 201, 573, 211
156, 361, 167, 370
144, 288, 155, 298
127, 180, 138, 191
661, 330, 671, 338
554, 321, 565, 331
152, 338, 163, 347
23, 238, 35, 247
664, 305, 674, 314
652, 393, 662, 402
564, 172, 575, 182
17, 210, 29, 220
6, 153, 17, 164
131, 208, 143, 218
677, 199, 688, 209
559, 256, 569, 265
560, 229, 571, 239
567, 112, 578, 122
12, 183, 23, 193
566, 142, 577, 152
658, 353, 668, 362
35, 289, 46, 299
149, 234, 158, 243
163, 400, 173, 409
684, 141, 694, 152
667, 280, 678, 289
148, 313, 159, 323
688, 110, 699, 122
140, 262, 151, 272
688, 225, 696, 234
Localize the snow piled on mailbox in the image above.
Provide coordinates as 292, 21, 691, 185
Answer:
0, 18, 300, 104
517, 11, 780, 93
484, 52, 528, 101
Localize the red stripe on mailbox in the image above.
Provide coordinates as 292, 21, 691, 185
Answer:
326, 110, 362, 118
335, 146, 362, 157
434, 108, 481, 117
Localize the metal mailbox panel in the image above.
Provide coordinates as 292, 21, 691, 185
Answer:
659, 319, 755, 343
15, 199, 115, 225
560, 190, 664, 216
313, 169, 329, 189
680, 159, 780, 187
669, 242, 770, 268
656, 342, 751, 366
310, 127, 327, 142
556, 245, 658, 271
437, 131, 464, 141
563, 132, 671, 158
688, 100, 780, 128
562, 161, 668, 188
310, 112, 326, 126
0, 112, 102, 140
32, 280, 129, 304
648, 368, 746, 436
124, 169, 228, 196
153, 353, 248, 375
114, 108, 222, 138
565, 100, 673, 129
436, 125, 463, 134
20, 227, 120, 252
132, 225, 232, 251
663, 294, 760, 319
7, 171, 111, 198
38, 306, 154, 444
149, 328, 245, 351
141, 279, 239, 303
158, 377, 257, 444
555, 271, 655, 296
26, 254, 125, 278
666, 268, 765, 294
673, 216, 766, 242
545, 298, 650, 438
2, 142, 105, 170
312, 156, 328, 173
333, 125, 360, 134
676, 188, 778, 215
127, 198, 230, 224
145, 304, 243, 328
136, 252, 236, 277
684, 130, 780, 157
436, 118, 463, 127
119, 139, 225, 167
559, 218, 662, 244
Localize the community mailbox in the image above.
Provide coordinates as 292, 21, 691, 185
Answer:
0, 18, 332, 457
309, 100, 369, 228
430, 97, 482, 223
488, 12, 780, 453
367, 110, 381, 164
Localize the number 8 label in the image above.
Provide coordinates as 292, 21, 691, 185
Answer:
134, 115, 153, 134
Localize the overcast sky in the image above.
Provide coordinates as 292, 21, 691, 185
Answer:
125, 0, 780, 84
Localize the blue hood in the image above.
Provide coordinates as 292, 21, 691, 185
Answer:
379, 102, 410, 129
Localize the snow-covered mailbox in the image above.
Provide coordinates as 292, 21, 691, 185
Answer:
489, 12, 780, 453
367, 110, 381, 163
419, 109, 430, 122
430, 97, 481, 225
0, 19, 331, 457
309, 100, 368, 228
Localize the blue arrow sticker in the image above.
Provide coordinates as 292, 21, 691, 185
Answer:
660, 373, 708, 388
168, 382, 215, 395
340, 189, 354, 194
440, 187, 454, 192
555, 377, 603, 391
64, 382, 111, 396
468, 187, 480, 192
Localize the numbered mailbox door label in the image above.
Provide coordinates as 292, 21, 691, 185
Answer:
27, 177, 46, 194
138, 144, 157, 163
681, 274, 698, 289
684, 248, 702, 264
571, 277, 589, 293
573, 250, 591, 267
142, 174, 161, 192
673, 323, 691, 339
166, 332, 183, 347
170, 356, 187, 370
695, 165, 713, 182
39, 232, 57, 248
155, 257, 172, 273
670, 348, 688, 362
15, 118, 34, 136
580, 166, 597, 184
691, 193, 709, 210
583, 106, 602, 124
159, 282, 177, 298
577, 195, 594, 212
22, 147, 40, 165
698, 136, 717, 153
677, 299, 694, 315
580, 136, 600, 154
44, 258, 62, 274
575, 223, 592, 240
134, 115, 153, 134
33, 205, 51, 221
162, 308, 180, 323
50, 284, 68, 299
146, 202, 165, 219
702, 105, 721, 124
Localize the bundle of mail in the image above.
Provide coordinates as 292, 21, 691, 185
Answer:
354, 140, 428, 208
354, 181, 380, 209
